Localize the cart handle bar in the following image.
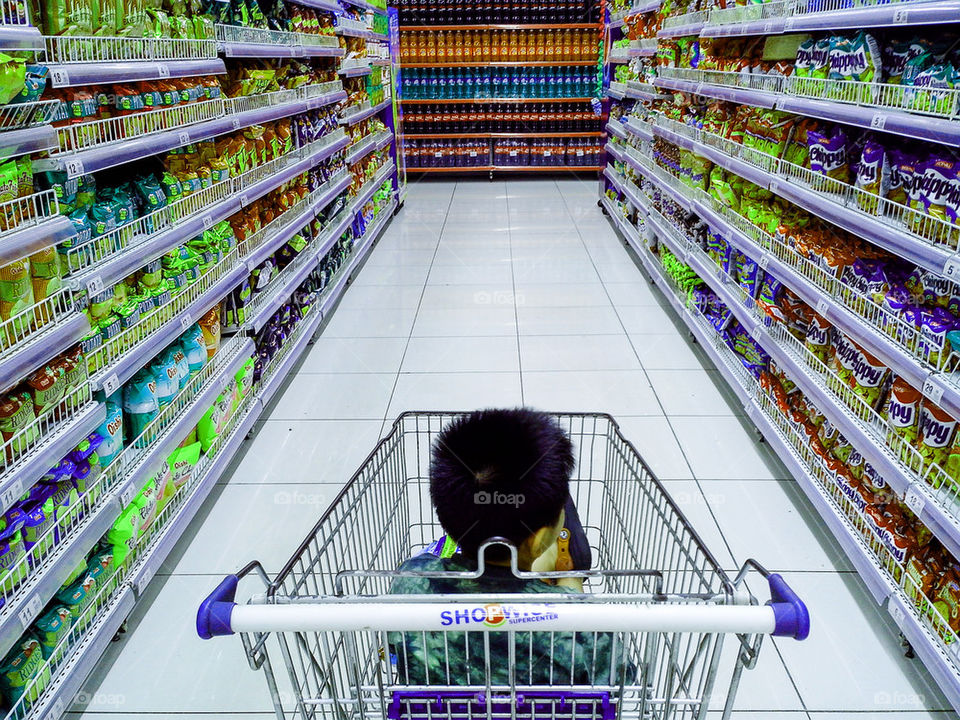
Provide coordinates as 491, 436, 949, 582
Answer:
197, 574, 809, 640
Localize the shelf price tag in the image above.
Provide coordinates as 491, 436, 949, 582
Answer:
768, 179, 779, 194
240, 194, 249, 207
943, 256, 960, 279
202, 215, 214, 230
904, 486, 926, 516
763, 20, 774, 33
156, 63, 170, 79
922, 375, 945, 405
815, 299, 830, 317
870, 112, 887, 130
86, 274, 104, 295
18, 594, 43, 630
49, 698, 65, 719
119, 484, 135, 508
888, 601, 905, 628
178, 131, 190, 146
758, 253, 770, 270
231, 117, 241, 130
180, 313, 192, 331
892, 7, 909, 22
49, 67, 69, 86
102, 372, 121, 397
137, 564, 157, 595
0, 479, 24, 510
64, 158, 85, 179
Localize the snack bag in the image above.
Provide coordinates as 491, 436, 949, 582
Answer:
805, 314, 832, 364
133, 479, 160, 537
96, 399, 123, 466
807, 126, 849, 183
920, 158, 959, 238
917, 400, 958, 472
829, 32, 881, 85
106, 502, 138, 567
884, 377, 923, 460
32, 606, 71, 663
199, 305, 221, 358
122, 369, 159, 443
166, 441, 201, 500
0, 636, 48, 708
854, 140, 890, 215
197, 389, 232, 453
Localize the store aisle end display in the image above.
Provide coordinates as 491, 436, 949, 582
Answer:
396, 0, 607, 174
0, 0, 399, 715
600, 0, 960, 711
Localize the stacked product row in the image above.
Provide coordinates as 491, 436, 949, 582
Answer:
404, 137, 602, 169
601, 0, 960, 709
0, 0, 398, 716
399, 0, 604, 174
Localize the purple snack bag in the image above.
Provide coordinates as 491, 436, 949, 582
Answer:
808, 126, 850, 183
855, 139, 890, 213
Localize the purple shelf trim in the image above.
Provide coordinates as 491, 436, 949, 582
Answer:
47, 59, 227, 88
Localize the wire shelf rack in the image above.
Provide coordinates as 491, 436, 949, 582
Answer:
0, 381, 93, 491
43, 35, 218, 64
0, 189, 59, 238
51, 98, 224, 156
660, 8, 709, 30
706, 0, 792, 25
0, 100, 60, 133
0, 287, 76, 358
215, 23, 300, 48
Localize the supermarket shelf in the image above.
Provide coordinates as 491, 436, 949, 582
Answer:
0, 25, 43, 51
631, 155, 960, 561
0, 213, 76, 267
302, 43, 347, 58
623, 116, 653, 142
406, 132, 605, 139
635, 196, 960, 709
608, 80, 668, 102
608, 0, 661, 28
606, 121, 627, 140
246, 248, 326, 335
0, 124, 57, 161
351, 163, 395, 210
0, 398, 103, 519
399, 23, 598, 30
68, 130, 351, 292
701, 16, 786, 37
221, 41, 302, 58
44, 58, 227, 88
400, 97, 594, 104
39, 86, 347, 178
89, 263, 246, 392
257, 306, 325, 410
657, 21, 706, 37
340, 98, 392, 125
0, 311, 90, 394
0, 465, 115, 660
127, 398, 261, 600
243, 173, 352, 271
347, 130, 390, 164
26, 586, 136, 720
339, 60, 373, 77
336, 25, 388, 41
287, 0, 340, 11
111, 337, 255, 509
653, 75, 779, 109
787, 0, 960, 30
371, 57, 392, 65
401, 61, 596, 67
603, 164, 645, 211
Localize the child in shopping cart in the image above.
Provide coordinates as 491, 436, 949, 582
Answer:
389, 408, 630, 687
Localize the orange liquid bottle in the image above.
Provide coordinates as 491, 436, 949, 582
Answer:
472, 29, 482, 60
482, 29, 491, 62
436, 31, 446, 63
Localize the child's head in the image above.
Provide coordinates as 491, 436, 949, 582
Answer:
430, 408, 575, 567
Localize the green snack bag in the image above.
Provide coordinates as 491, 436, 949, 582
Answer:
197, 390, 232, 453
32, 606, 72, 662
55, 575, 95, 628
0, 54, 25, 106
106, 502, 139, 567
0, 636, 49, 708
164, 441, 201, 507
133, 479, 159, 538
15, 157, 32, 199
233, 357, 254, 411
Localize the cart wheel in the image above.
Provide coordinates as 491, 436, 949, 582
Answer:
599, 203, 608, 216
687, 330, 696, 344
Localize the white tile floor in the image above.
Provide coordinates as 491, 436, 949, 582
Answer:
71, 178, 951, 719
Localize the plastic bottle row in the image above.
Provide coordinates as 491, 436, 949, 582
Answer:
401, 67, 597, 100
404, 137, 602, 168
404, 102, 598, 132
399, 29, 598, 63
395, 0, 600, 24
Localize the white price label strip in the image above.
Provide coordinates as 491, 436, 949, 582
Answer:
904, 486, 926, 516
202, 215, 214, 230
119, 485, 135, 508
65, 158, 85, 179
19, 594, 43, 630
137, 564, 157, 595
888, 601, 905, 628
86, 275, 104, 295
178, 131, 190, 146
758, 253, 770, 270
0, 479, 24, 509
815, 299, 830, 317
102, 372, 121, 397
49, 67, 69, 85
870, 112, 887, 130
240, 194, 249, 207
922, 375, 945, 405
180, 313, 192, 331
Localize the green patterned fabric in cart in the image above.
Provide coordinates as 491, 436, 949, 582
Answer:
387, 554, 631, 687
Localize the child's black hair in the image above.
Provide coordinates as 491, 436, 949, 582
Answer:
429, 408, 575, 561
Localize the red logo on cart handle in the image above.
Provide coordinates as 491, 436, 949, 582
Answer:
483, 604, 507, 628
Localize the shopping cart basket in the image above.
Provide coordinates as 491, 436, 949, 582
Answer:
197, 412, 809, 720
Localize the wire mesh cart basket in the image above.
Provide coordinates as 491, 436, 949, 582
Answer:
197, 412, 809, 720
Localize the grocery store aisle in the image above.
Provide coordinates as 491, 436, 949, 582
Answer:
71, 178, 950, 719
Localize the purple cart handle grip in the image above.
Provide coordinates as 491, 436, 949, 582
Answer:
767, 573, 809, 640
197, 575, 239, 639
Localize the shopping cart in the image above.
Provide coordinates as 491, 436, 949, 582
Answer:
197, 412, 809, 720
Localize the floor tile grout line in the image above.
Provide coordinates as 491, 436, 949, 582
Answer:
376, 182, 455, 435
505, 185, 525, 405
